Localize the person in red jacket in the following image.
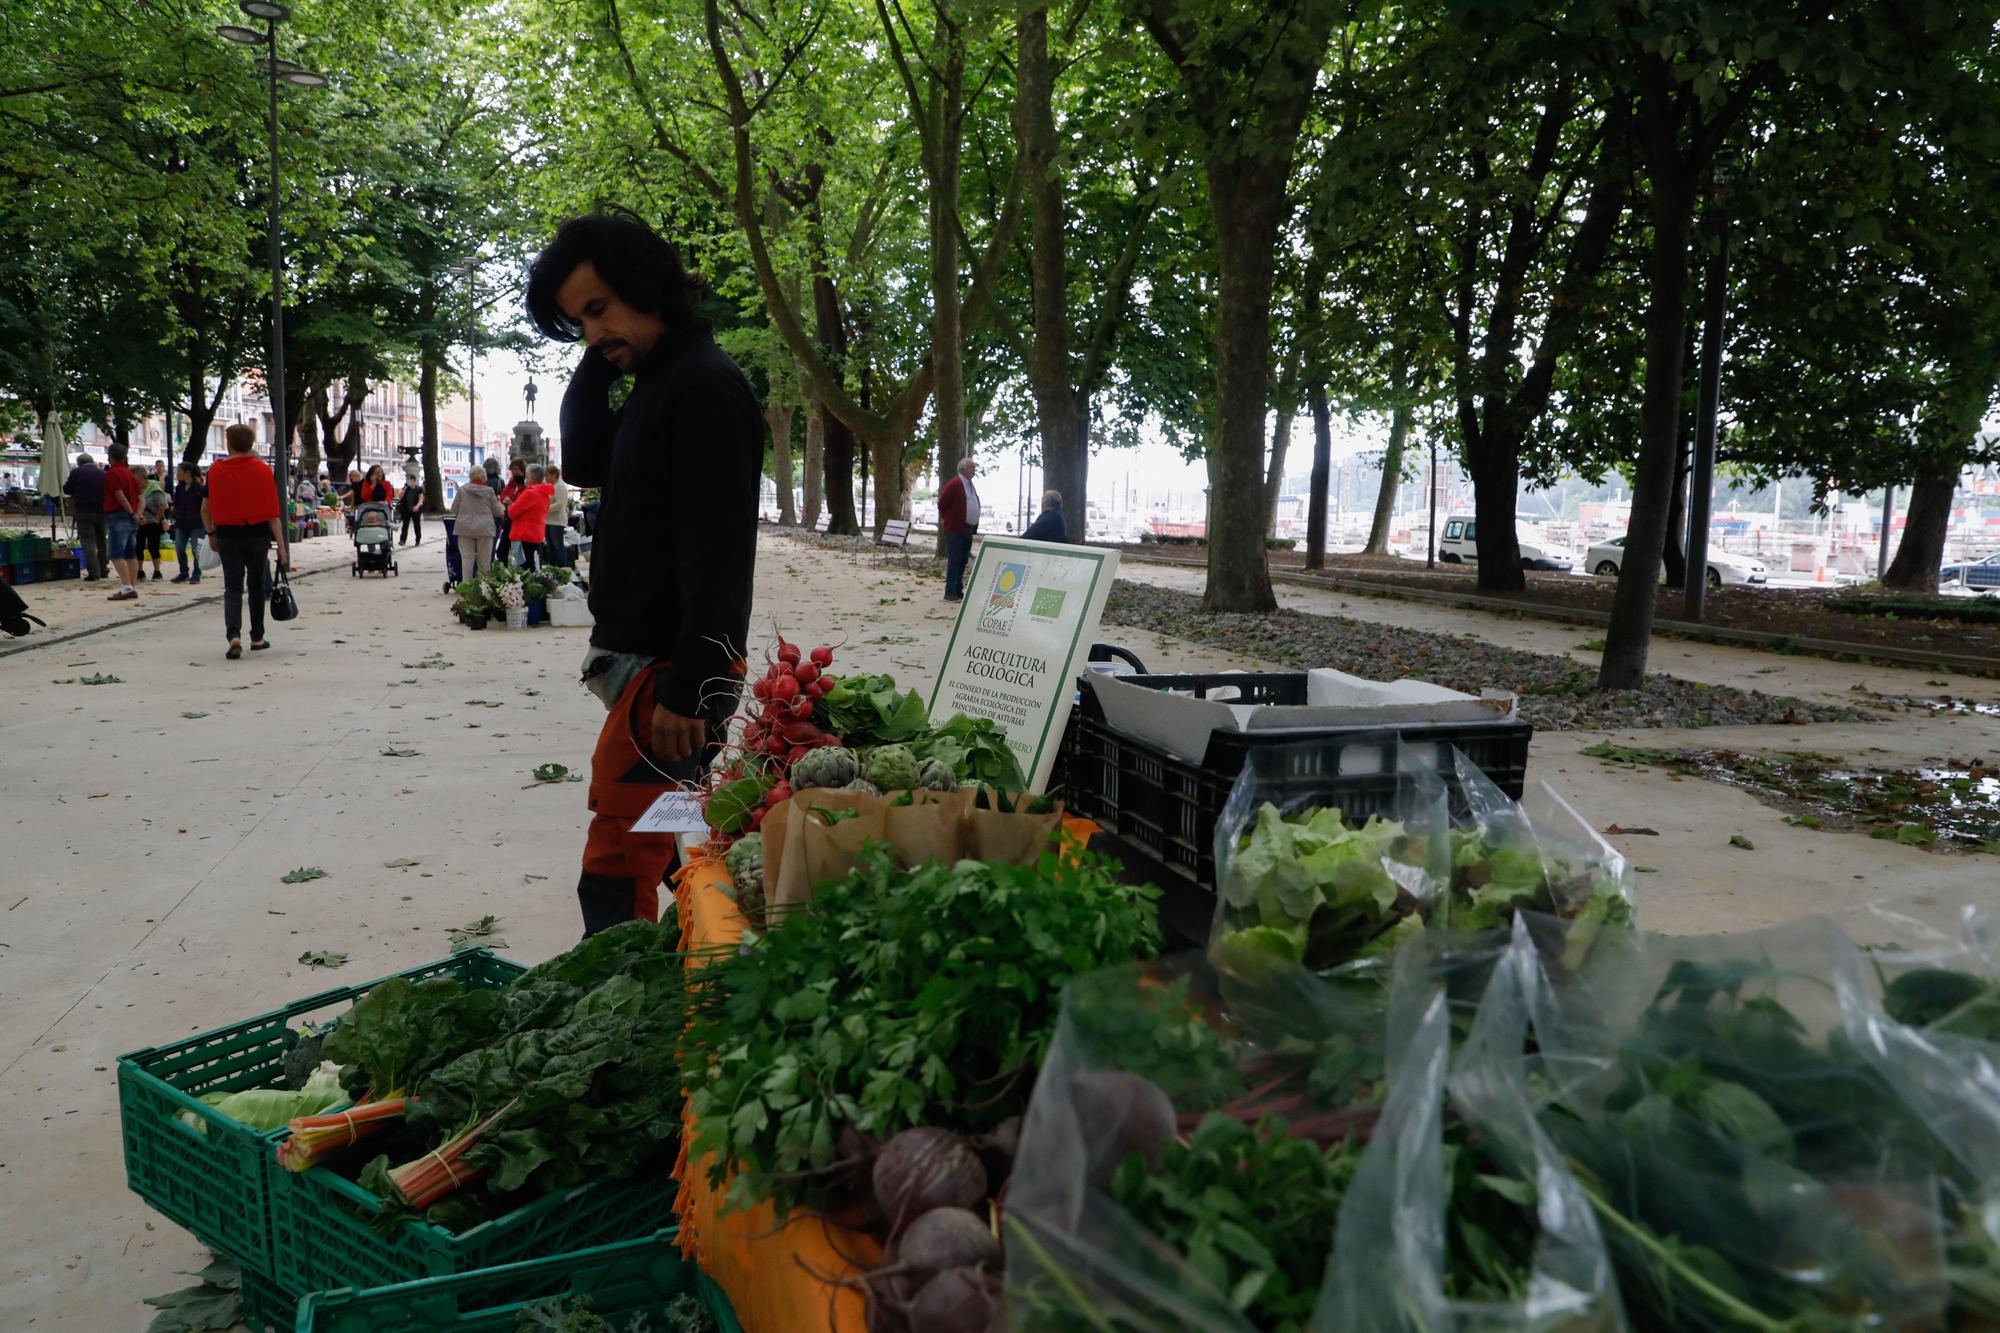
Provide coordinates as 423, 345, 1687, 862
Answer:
506, 464, 553, 569
201, 424, 291, 659
354, 464, 396, 507
936, 454, 981, 602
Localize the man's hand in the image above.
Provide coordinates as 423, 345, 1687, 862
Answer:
649, 703, 706, 765
208, 534, 219, 553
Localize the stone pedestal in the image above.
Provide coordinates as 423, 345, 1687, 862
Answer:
511, 420, 546, 469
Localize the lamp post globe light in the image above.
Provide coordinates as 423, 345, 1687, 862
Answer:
215, 0, 328, 523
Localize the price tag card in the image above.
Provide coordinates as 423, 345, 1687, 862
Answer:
632, 790, 708, 835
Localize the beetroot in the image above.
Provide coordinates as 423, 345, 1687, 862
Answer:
872, 1127, 987, 1234
908, 1266, 1004, 1333
1068, 1070, 1176, 1188
886, 1205, 1000, 1277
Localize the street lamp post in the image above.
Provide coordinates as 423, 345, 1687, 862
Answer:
217, 3, 326, 527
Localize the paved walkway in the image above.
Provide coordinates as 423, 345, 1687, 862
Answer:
0, 531, 1990, 1328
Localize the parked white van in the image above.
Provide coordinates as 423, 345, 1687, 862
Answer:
1436, 515, 1574, 572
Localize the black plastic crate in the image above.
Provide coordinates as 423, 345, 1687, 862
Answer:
1056, 672, 1531, 895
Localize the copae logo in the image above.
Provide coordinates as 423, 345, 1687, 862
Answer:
978, 561, 1027, 633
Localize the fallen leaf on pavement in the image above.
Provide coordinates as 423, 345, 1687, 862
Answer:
297, 949, 347, 968
281, 866, 329, 884
1728, 834, 1755, 850
1605, 824, 1660, 836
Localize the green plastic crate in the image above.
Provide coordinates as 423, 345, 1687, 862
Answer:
270, 1141, 679, 1300
240, 1262, 300, 1333
117, 950, 525, 1270
294, 1228, 742, 1333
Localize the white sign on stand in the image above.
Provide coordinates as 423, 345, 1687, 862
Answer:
928, 537, 1120, 792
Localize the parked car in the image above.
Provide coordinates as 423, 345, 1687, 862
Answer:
1585, 536, 1768, 587
1938, 551, 2000, 591
1436, 515, 1573, 571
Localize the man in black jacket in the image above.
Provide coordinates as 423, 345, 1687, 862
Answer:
527, 208, 764, 936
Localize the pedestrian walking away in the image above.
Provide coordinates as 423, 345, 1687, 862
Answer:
203, 424, 291, 658
64, 453, 108, 581
544, 464, 572, 568
527, 206, 763, 936
170, 463, 206, 583
937, 454, 981, 601
507, 464, 552, 569
138, 467, 171, 580
102, 443, 144, 600
449, 468, 505, 585
397, 471, 424, 545
1021, 488, 1068, 543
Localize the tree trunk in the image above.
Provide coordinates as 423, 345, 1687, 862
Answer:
1881, 466, 1958, 590
926, 19, 966, 485
1264, 398, 1295, 537
802, 400, 824, 527
1202, 155, 1287, 614
320, 376, 369, 491
297, 386, 322, 488
420, 356, 445, 513
1365, 403, 1411, 556
1306, 382, 1332, 569
1600, 105, 1695, 689
1015, 4, 1088, 543
821, 406, 858, 535
811, 271, 859, 534
1661, 439, 1691, 588
1468, 440, 1524, 586
768, 397, 797, 525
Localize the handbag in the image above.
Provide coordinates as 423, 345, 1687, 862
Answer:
197, 536, 223, 573
269, 568, 299, 622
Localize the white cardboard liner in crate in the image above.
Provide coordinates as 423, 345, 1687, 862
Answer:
1082, 668, 1520, 766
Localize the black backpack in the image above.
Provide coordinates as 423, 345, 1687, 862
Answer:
0, 580, 44, 637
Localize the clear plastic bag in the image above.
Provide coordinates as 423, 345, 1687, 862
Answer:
1433, 753, 1634, 934
1320, 919, 1626, 1332
1524, 915, 1998, 1329
1005, 950, 1396, 1331
1209, 736, 1455, 975
1005, 927, 1613, 1332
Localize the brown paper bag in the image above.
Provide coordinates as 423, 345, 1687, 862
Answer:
768, 789, 888, 911
967, 800, 1066, 864
882, 787, 976, 865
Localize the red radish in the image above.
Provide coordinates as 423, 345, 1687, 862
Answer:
811, 645, 833, 667
817, 672, 838, 692
808, 679, 829, 700
787, 745, 809, 764
765, 783, 792, 806
748, 808, 765, 831
790, 697, 813, 721
773, 674, 801, 701
794, 661, 820, 686
778, 642, 802, 666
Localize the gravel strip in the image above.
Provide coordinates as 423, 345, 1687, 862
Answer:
784, 531, 1858, 731
1102, 583, 1857, 731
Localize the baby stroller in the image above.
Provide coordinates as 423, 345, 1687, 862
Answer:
351, 501, 398, 577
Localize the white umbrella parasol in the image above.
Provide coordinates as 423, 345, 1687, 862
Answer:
38, 414, 69, 498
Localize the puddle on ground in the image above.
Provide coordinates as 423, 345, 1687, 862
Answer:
1584, 744, 2000, 852
1849, 685, 2000, 718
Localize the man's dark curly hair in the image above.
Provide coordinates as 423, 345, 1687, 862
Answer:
524, 206, 705, 342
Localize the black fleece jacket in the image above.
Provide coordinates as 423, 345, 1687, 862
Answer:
560, 323, 764, 717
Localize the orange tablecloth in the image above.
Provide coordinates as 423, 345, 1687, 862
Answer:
671, 860, 881, 1333
670, 817, 1101, 1332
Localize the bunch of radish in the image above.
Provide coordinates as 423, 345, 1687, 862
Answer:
742, 638, 840, 765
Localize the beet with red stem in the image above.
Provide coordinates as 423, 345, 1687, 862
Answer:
885, 1206, 1002, 1277
907, 1265, 1005, 1333
1066, 1070, 1177, 1189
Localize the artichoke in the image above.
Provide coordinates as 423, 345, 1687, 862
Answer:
861, 744, 920, 791
790, 746, 859, 791
723, 833, 764, 897
843, 778, 883, 797
916, 757, 957, 792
